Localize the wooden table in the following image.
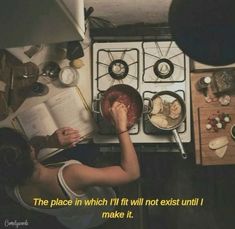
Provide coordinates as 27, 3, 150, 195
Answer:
191, 71, 235, 165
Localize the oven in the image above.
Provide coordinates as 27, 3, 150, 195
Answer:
91, 40, 191, 144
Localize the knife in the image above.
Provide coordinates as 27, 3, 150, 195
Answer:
7, 69, 14, 107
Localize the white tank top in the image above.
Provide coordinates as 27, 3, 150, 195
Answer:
6, 160, 116, 229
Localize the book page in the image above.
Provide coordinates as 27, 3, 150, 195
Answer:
45, 87, 94, 139
17, 103, 58, 138
17, 103, 59, 161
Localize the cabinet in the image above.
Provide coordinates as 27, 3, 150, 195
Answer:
0, 0, 85, 48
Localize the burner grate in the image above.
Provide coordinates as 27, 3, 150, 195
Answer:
96, 48, 139, 91
142, 41, 186, 83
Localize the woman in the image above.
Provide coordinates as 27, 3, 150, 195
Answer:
0, 102, 140, 229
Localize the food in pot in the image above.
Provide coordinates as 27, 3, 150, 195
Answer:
169, 99, 182, 119
102, 90, 139, 127
150, 114, 168, 128
152, 97, 163, 114
150, 95, 182, 128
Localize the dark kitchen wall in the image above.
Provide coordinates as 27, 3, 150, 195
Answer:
85, 0, 171, 25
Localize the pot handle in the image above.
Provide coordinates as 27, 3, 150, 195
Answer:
91, 98, 101, 114
143, 97, 153, 114
172, 129, 187, 159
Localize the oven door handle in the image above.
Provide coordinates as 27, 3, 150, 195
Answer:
91, 98, 101, 114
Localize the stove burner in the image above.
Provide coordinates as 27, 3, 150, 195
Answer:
108, 59, 129, 80
153, 58, 174, 79
96, 48, 139, 90
142, 41, 186, 83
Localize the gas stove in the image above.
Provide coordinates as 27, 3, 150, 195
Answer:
92, 41, 191, 143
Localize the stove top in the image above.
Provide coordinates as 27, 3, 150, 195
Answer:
92, 41, 191, 143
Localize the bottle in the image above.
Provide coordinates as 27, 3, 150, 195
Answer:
196, 76, 211, 91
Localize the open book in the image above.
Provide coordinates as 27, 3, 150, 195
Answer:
15, 87, 95, 161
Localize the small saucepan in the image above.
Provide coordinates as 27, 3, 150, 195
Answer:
144, 91, 187, 159
92, 84, 143, 129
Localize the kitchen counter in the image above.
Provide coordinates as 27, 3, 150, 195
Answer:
0, 44, 93, 130
191, 71, 235, 165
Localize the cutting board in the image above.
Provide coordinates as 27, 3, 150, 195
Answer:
198, 106, 235, 165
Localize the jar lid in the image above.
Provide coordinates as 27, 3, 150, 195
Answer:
59, 66, 78, 86
204, 76, 211, 84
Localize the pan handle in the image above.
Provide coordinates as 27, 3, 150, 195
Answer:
91, 98, 101, 114
143, 97, 153, 114
172, 129, 187, 159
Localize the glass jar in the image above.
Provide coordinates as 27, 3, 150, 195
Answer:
59, 66, 79, 86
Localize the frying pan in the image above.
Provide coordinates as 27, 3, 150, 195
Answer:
145, 91, 187, 159
92, 84, 143, 129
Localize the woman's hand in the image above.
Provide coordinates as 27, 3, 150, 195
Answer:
48, 127, 80, 148
109, 101, 128, 133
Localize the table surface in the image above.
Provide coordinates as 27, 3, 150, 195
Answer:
191, 71, 235, 165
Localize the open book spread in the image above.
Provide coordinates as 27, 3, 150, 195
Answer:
16, 87, 95, 161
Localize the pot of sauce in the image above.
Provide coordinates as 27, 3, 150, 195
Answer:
144, 91, 187, 159
92, 84, 143, 130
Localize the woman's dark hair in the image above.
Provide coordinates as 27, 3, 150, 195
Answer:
0, 128, 34, 187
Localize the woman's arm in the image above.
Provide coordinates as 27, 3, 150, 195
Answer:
118, 130, 140, 181
30, 127, 80, 153
63, 102, 140, 188
111, 101, 140, 181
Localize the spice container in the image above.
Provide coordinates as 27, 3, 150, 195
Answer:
196, 76, 211, 90
196, 76, 211, 96
59, 66, 79, 86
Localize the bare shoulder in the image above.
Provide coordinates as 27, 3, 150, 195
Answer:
61, 163, 93, 191
62, 163, 90, 178
62, 163, 82, 181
